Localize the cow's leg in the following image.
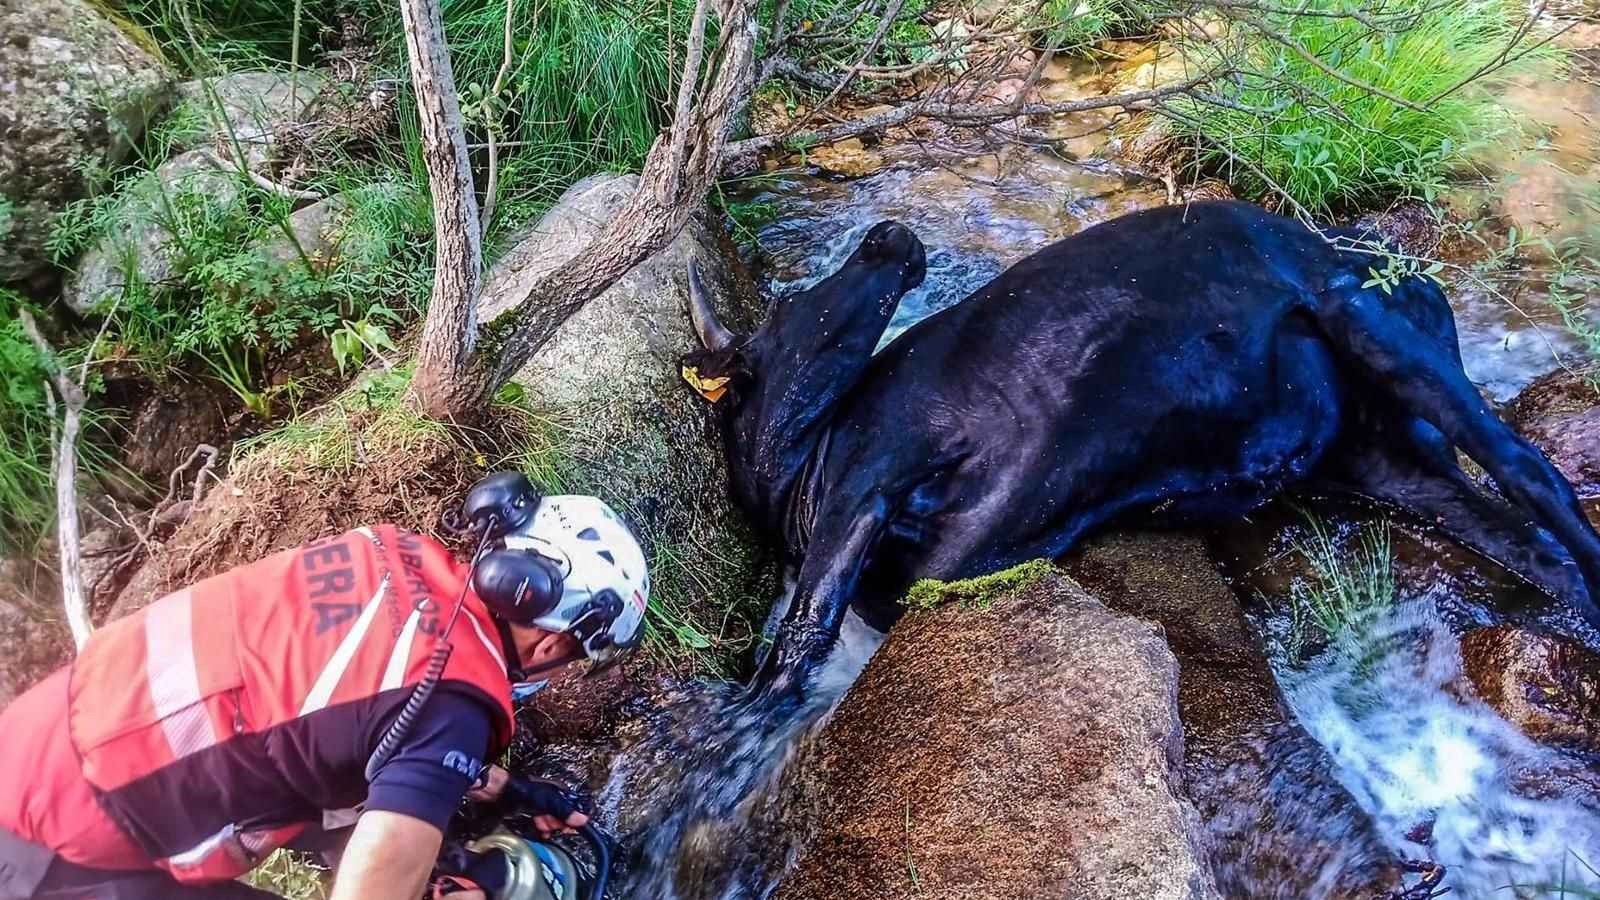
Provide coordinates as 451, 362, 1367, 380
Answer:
1313, 278, 1600, 626
1322, 413, 1591, 604
755, 493, 894, 699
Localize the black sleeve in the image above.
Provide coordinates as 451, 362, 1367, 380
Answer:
365, 691, 494, 832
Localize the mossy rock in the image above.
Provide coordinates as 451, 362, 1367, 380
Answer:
484, 174, 779, 673
903, 558, 1058, 611
1, 0, 173, 282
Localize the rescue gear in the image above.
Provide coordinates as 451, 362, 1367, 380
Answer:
471, 550, 566, 628
455, 471, 543, 540
453, 473, 650, 668
40, 526, 514, 884
436, 825, 612, 900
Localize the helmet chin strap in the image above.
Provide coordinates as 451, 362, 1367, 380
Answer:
496, 616, 587, 686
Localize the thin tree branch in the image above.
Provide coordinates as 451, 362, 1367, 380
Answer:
19, 311, 93, 651
480, 0, 518, 238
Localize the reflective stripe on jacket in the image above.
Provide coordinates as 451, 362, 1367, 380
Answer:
50, 525, 515, 883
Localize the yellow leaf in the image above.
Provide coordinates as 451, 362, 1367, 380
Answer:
681, 365, 731, 403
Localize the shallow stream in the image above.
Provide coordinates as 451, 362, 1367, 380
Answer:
608, 40, 1600, 900
725, 70, 1599, 899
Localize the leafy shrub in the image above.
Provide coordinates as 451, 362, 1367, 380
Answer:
1039, 0, 1147, 51
50, 163, 432, 418
764, 0, 936, 73
1165, 0, 1559, 213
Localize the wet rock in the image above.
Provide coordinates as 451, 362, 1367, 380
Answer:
175, 70, 324, 169
480, 173, 777, 666
1353, 201, 1443, 260
1461, 625, 1600, 751
120, 379, 228, 483
61, 149, 244, 314
1063, 532, 1404, 899
965, 0, 1026, 26
0, 0, 173, 282
777, 570, 1220, 900
804, 137, 885, 178
1508, 367, 1600, 500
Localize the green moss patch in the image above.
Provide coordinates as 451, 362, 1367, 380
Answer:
904, 559, 1058, 613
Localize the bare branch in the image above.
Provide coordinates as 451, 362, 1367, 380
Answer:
724, 72, 1221, 167
19, 311, 92, 651
480, 0, 518, 237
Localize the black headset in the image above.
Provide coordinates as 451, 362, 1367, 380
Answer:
448, 471, 566, 626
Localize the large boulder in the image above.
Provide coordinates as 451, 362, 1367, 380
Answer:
0, 0, 173, 282
59, 69, 329, 315
1063, 532, 1403, 899
1461, 625, 1600, 752
1508, 367, 1600, 500
777, 567, 1219, 900
0, 561, 73, 708
480, 173, 775, 668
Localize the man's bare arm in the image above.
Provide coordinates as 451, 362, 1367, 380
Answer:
328, 809, 442, 900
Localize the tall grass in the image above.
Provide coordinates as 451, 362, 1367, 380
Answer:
380, 0, 692, 239
113, 0, 356, 68
1285, 514, 1397, 663
0, 291, 57, 555
1166, 0, 1559, 213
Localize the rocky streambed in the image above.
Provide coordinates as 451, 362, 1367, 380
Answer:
692, 34, 1600, 900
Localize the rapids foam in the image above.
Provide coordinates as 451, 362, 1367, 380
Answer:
1268, 593, 1600, 896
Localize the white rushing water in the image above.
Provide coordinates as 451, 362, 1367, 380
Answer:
1261, 591, 1600, 898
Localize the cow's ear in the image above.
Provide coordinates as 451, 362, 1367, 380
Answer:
680, 347, 751, 405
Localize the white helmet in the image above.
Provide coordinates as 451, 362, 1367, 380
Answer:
500, 494, 650, 665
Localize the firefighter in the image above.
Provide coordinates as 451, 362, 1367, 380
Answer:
0, 472, 648, 899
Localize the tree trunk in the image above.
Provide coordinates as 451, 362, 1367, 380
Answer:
399, 0, 758, 422
399, 0, 486, 421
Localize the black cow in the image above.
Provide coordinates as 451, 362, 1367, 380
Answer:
682, 201, 1600, 695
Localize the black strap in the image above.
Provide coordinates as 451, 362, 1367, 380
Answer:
0, 826, 55, 900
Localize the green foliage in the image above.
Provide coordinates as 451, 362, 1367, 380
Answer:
378, 0, 695, 237
1542, 239, 1600, 382
1166, 0, 1559, 213
0, 291, 57, 554
1284, 514, 1396, 662
905, 559, 1057, 611
114, 0, 356, 69
1039, 0, 1139, 51
768, 0, 937, 71
233, 366, 448, 472
49, 149, 432, 419
246, 850, 328, 899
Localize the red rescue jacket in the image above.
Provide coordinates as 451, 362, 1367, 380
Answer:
1, 525, 515, 883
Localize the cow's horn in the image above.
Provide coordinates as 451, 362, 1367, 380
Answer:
687, 259, 736, 351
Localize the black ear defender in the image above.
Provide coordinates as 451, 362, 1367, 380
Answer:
471, 549, 565, 626
449, 471, 544, 540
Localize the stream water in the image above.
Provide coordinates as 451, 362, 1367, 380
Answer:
606, 42, 1600, 900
